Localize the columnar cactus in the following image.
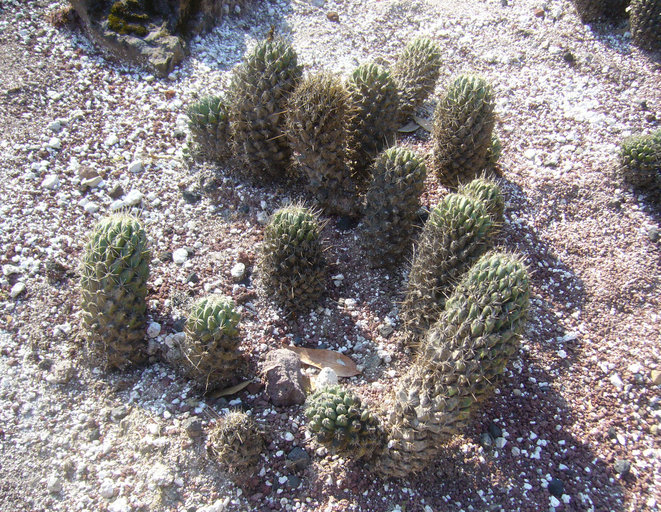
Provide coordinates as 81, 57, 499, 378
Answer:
286, 73, 359, 216
179, 295, 242, 391
432, 75, 495, 189
458, 177, 505, 225
401, 194, 494, 345
630, 0, 661, 51
186, 95, 231, 161
208, 411, 264, 478
619, 129, 661, 196
392, 37, 442, 121
258, 205, 327, 313
229, 38, 302, 181
347, 63, 400, 182
361, 146, 427, 268
80, 214, 150, 369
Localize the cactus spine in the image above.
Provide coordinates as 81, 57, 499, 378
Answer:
229, 38, 302, 181
361, 146, 427, 268
458, 177, 505, 225
286, 73, 360, 216
432, 75, 495, 189
80, 214, 150, 369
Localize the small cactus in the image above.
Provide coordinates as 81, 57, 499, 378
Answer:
186, 95, 231, 161
208, 411, 264, 479
458, 176, 505, 225
619, 129, 661, 198
630, 0, 661, 51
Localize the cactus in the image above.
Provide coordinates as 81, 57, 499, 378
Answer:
630, 0, 661, 51
571, 0, 630, 22
186, 95, 231, 161
620, 129, 661, 196
361, 146, 427, 268
432, 75, 496, 189
286, 73, 360, 216
486, 133, 502, 167
305, 386, 384, 459
179, 295, 242, 391
401, 194, 494, 345
458, 177, 505, 225
80, 213, 150, 369
258, 205, 327, 314
229, 38, 302, 181
347, 63, 400, 183
208, 411, 264, 478
392, 37, 442, 121
377, 251, 530, 477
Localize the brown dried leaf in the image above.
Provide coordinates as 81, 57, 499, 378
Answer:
286, 347, 360, 377
398, 120, 420, 133
208, 380, 252, 399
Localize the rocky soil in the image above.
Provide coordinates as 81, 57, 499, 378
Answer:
0, 0, 659, 511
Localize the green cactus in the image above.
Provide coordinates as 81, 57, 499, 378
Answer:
486, 133, 502, 167
80, 213, 150, 369
401, 194, 494, 345
432, 75, 496, 189
458, 177, 505, 225
305, 386, 384, 459
347, 63, 400, 183
361, 146, 427, 268
376, 251, 530, 477
208, 411, 264, 478
286, 72, 360, 216
620, 129, 661, 197
186, 95, 231, 161
258, 205, 327, 314
179, 295, 242, 391
630, 0, 661, 52
571, 0, 629, 22
392, 37, 442, 121
229, 38, 302, 181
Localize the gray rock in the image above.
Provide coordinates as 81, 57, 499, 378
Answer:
128, 160, 144, 173
548, 478, 564, 498
286, 447, 310, 471
10, 282, 26, 299
182, 417, 203, 438
230, 262, 246, 281
648, 226, 659, 243
41, 174, 60, 189
108, 183, 124, 199
262, 349, 306, 406
614, 459, 631, 475
110, 406, 129, 422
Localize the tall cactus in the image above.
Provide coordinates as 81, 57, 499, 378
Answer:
630, 0, 661, 52
80, 213, 150, 369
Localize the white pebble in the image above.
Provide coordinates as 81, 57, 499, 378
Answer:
150, 463, 173, 487
41, 174, 60, 189
230, 262, 246, 281
48, 137, 61, 150
47, 475, 62, 494
84, 202, 99, 214
99, 480, 115, 499
172, 248, 189, 265
315, 367, 338, 389
557, 349, 567, 359
108, 497, 130, 512
10, 282, 26, 298
124, 189, 143, 206
128, 160, 144, 173
105, 134, 119, 147
147, 322, 161, 338
550, 495, 560, 508
609, 373, 624, 390
495, 437, 507, 449
48, 120, 62, 133
110, 199, 125, 211
283, 432, 295, 442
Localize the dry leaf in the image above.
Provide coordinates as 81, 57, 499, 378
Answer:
286, 347, 360, 377
398, 120, 420, 133
412, 116, 433, 132
208, 380, 252, 399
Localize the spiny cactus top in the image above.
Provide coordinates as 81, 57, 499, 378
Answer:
620, 129, 661, 196
258, 205, 327, 313
286, 72, 359, 216
362, 146, 427, 268
208, 410, 264, 478
181, 295, 242, 391
347, 63, 400, 183
630, 0, 661, 51
230, 38, 302, 181
392, 37, 442, 121
458, 177, 505, 225
432, 74, 495, 189
305, 386, 383, 459
80, 213, 150, 369
402, 193, 494, 345
571, 0, 630, 22
186, 95, 230, 161
377, 251, 530, 477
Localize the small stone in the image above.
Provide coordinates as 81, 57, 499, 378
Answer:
563, 51, 576, 64
147, 322, 161, 338
108, 183, 124, 199
111, 406, 129, 421
124, 189, 143, 206
182, 417, 203, 438
150, 463, 174, 487
41, 174, 60, 189
10, 282, 26, 298
48, 137, 61, 150
256, 211, 268, 224
128, 160, 143, 173
287, 475, 301, 488
262, 349, 306, 406
110, 199, 125, 211
283, 431, 295, 442
84, 202, 100, 214
105, 134, 119, 147
488, 421, 502, 439
187, 272, 199, 284
548, 478, 564, 498
315, 367, 338, 389
49, 120, 62, 133
651, 370, 661, 386
609, 373, 624, 390
159, 251, 173, 263
534, 7, 545, 17
230, 262, 246, 281
100, 480, 115, 499
378, 324, 394, 337
327, 11, 339, 22
81, 176, 103, 189
648, 227, 659, 243
173, 248, 189, 265
286, 447, 310, 471
550, 496, 560, 508
47, 476, 62, 494
613, 459, 631, 475
182, 189, 201, 204
495, 437, 507, 449
480, 432, 493, 447
108, 496, 130, 512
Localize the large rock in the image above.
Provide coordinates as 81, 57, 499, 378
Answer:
262, 349, 306, 407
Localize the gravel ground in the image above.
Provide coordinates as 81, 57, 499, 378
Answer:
0, 0, 659, 511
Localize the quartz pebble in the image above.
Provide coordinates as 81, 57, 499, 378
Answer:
173, 248, 189, 265
230, 262, 246, 281
41, 174, 60, 189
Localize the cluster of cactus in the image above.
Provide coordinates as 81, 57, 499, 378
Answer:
186, 95, 231, 161
620, 129, 661, 199
570, 0, 629, 22
208, 410, 264, 478
432, 74, 496, 189
361, 146, 427, 268
630, 0, 661, 51
305, 251, 530, 477
257, 205, 327, 314
179, 295, 243, 391
80, 213, 151, 369
401, 185, 499, 345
